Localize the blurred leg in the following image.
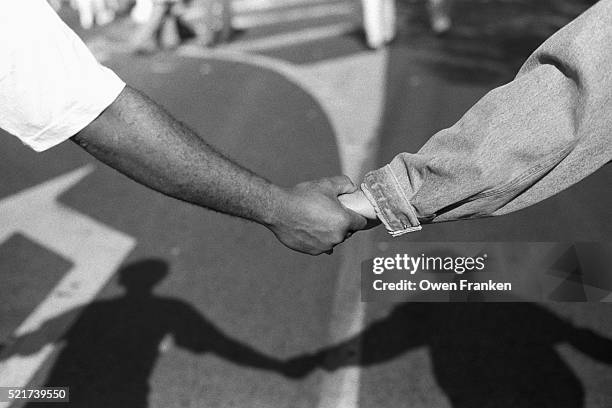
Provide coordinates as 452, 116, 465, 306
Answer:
160, 11, 181, 49
215, 0, 233, 43
382, 0, 397, 43
131, 0, 154, 23
427, 0, 452, 34
94, 0, 116, 26
132, 2, 169, 53
72, 0, 95, 29
362, 0, 394, 49
189, 0, 215, 46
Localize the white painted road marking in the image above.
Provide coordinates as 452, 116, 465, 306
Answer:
233, 0, 352, 14
305, 51, 388, 408
223, 22, 356, 52
89, 22, 356, 62
0, 166, 135, 403
233, 2, 356, 29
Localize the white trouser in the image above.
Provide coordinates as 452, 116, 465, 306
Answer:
361, 0, 396, 49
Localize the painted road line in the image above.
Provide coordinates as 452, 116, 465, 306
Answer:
0, 167, 135, 402
89, 22, 356, 58
223, 22, 356, 52
233, 0, 352, 14
303, 51, 388, 408
88, 7, 357, 61
233, 3, 356, 29
301, 51, 388, 181
173, 47, 388, 407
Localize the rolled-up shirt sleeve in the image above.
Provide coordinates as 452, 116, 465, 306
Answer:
0, 0, 125, 152
362, 0, 612, 236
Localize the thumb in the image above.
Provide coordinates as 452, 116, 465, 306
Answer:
327, 175, 358, 195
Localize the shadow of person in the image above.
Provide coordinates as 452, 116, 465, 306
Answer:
1, 259, 286, 408
290, 301, 612, 408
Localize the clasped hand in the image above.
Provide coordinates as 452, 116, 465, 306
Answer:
266, 176, 379, 255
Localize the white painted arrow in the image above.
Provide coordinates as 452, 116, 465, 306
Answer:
0, 166, 136, 399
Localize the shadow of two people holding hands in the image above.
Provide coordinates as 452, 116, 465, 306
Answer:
2, 259, 612, 408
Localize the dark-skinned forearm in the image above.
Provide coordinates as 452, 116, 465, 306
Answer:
72, 86, 283, 226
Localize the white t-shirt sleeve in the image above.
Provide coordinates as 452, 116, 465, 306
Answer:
0, 0, 126, 152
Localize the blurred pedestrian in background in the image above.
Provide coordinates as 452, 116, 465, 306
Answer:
361, 0, 453, 49
131, 0, 233, 53
49, 0, 130, 28
49, 0, 232, 53
131, 0, 190, 53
